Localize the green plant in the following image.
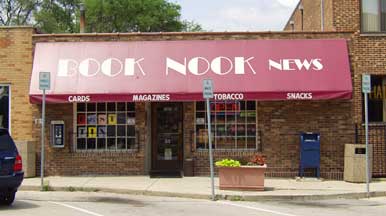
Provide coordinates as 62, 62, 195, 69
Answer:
215, 159, 241, 167
66, 186, 76, 192
65, 186, 99, 192
41, 180, 53, 191
230, 195, 244, 201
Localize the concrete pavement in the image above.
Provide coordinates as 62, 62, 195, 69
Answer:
8, 191, 386, 216
7, 191, 386, 216
20, 176, 386, 201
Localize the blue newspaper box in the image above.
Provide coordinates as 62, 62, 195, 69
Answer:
299, 132, 320, 178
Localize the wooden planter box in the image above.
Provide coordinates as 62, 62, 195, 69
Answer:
218, 165, 267, 191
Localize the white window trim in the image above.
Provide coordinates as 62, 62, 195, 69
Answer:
73, 102, 137, 152
194, 100, 260, 151
361, 0, 386, 33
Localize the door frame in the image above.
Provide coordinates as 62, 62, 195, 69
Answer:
150, 102, 184, 172
0, 84, 11, 134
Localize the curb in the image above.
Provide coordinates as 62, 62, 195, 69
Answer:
19, 185, 386, 202
233, 191, 386, 202
20, 186, 211, 200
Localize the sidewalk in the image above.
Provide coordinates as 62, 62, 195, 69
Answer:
20, 176, 386, 201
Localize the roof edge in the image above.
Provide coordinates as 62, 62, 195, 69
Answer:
0, 25, 35, 30
33, 30, 354, 38
283, 0, 303, 30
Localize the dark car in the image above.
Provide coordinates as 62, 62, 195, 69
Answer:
0, 128, 23, 205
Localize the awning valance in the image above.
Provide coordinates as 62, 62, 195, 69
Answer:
29, 39, 352, 103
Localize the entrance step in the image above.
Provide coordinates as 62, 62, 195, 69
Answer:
150, 170, 182, 178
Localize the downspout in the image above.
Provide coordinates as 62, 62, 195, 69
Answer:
321, 0, 324, 31
299, 3, 304, 31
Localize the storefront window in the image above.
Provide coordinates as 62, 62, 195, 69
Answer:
0, 85, 10, 130
361, 0, 386, 32
76, 102, 136, 151
367, 75, 386, 122
195, 101, 257, 150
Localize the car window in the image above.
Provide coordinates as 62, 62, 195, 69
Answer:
0, 130, 15, 151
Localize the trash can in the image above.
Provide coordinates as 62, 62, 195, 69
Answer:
299, 132, 320, 178
184, 158, 194, 177
344, 144, 372, 183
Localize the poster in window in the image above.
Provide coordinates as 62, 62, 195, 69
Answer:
77, 114, 86, 125
197, 129, 208, 144
127, 117, 135, 125
98, 114, 107, 125
196, 118, 205, 125
0, 86, 9, 130
247, 125, 256, 136
117, 113, 126, 124
164, 148, 172, 160
78, 126, 87, 138
87, 114, 97, 125
88, 126, 97, 138
98, 126, 107, 138
108, 114, 117, 125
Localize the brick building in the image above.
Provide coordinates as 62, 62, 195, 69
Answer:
1, 0, 385, 180
0, 27, 37, 177
285, 0, 386, 178
29, 32, 353, 179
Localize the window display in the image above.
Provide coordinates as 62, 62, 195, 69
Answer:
367, 75, 386, 122
76, 102, 136, 151
195, 101, 257, 150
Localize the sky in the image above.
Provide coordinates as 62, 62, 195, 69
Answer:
171, 0, 300, 31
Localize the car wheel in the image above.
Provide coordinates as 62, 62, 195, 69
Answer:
2, 191, 16, 206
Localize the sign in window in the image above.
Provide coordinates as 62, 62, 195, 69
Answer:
76, 102, 136, 151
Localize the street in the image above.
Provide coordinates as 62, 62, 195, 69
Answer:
0, 191, 385, 216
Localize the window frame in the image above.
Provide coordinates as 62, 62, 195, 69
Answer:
365, 75, 386, 123
194, 100, 259, 151
73, 102, 137, 152
0, 84, 11, 134
361, 0, 386, 33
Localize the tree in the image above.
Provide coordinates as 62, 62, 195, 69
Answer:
32, 0, 203, 33
182, 20, 203, 32
86, 0, 180, 32
0, 0, 38, 26
33, 0, 81, 33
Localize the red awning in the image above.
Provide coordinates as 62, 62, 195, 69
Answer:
29, 39, 352, 103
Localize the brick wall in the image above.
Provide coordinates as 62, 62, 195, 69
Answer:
283, 0, 362, 32
284, 0, 386, 177
259, 100, 353, 179
332, 0, 386, 177
350, 35, 386, 177
284, 0, 334, 32
0, 27, 38, 176
333, 0, 360, 32
190, 101, 353, 180
35, 103, 146, 176
0, 27, 36, 142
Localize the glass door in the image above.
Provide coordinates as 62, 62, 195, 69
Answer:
151, 103, 183, 172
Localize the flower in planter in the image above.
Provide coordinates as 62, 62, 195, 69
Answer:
247, 154, 266, 166
215, 159, 241, 167
216, 156, 266, 191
